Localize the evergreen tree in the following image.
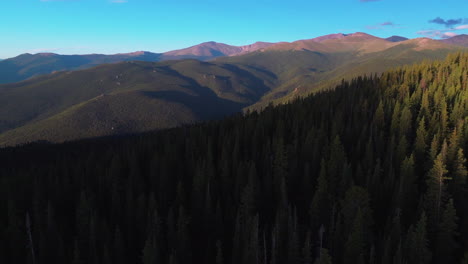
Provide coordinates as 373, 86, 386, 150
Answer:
302, 230, 312, 264
435, 199, 459, 263
405, 212, 431, 264
314, 248, 332, 264
425, 152, 450, 230
344, 209, 366, 264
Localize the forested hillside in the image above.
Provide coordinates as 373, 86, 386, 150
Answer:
0, 53, 467, 264
1, 34, 465, 146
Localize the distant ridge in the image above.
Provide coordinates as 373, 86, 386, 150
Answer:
265, 32, 394, 53
0, 51, 162, 84
0, 42, 274, 84
162, 41, 274, 60
311, 33, 348, 42
439, 34, 468, 47
385, 36, 409, 42
1, 32, 465, 145
1, 32, 467, 86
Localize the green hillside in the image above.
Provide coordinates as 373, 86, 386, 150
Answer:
0, 35, 465, 145
0, 60, 274, 145
0, 52, 162, 84
0, 41, 273, 85
1, 53, 466, 264
220, 37, 464, 110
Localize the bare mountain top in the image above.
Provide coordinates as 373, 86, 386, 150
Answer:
403, 38, 455, 51
311, 33, 348, 42
238, 42, 274, 54
385, 36, 409, 42
439, 34, 468, 47
162, 41, 274, 59
1, 32, 465, 86
266, 32, 393, 54
163, 42, 241, 58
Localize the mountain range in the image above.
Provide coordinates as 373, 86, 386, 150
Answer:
0, 32, 467, 145
0, 42, 273, 85
439, 34, 468, 47
1, 34, 467, 85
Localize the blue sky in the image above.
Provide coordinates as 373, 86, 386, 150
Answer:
0, 0, 467, 58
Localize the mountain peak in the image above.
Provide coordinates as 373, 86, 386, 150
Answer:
348, 32, 372, 37
439, 34, 468, 47
344, 32, 383, 41
385, 36, 409, 42
163, 41, 273, 59
403, 37, 450, 51
311, 33, 347, 42
37, 53, 58, 56
119, 51, 155, 56
311, 32, 383, 43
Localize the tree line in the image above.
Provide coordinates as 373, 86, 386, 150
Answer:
0, 53, 467, 263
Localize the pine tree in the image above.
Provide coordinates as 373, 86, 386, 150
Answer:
310, 159, 330, 232
113, 227, 125, 264
414, 117, 428, 168
215, 240, 223, 264
405, 212, 431, 264
142, 233, 158, 264
425, 152, 450, 230
435, 199, 459, 263
314, 248, 332, 264
344, 209, 365, 264
302, 230, 312, 264
72, 240, 83, 264
452, 148, 467, 191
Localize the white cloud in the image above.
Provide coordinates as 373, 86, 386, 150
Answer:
365, 21, 398, 30
443, 32, 458, 38
417, 23, 468, 39
110, 0, 128, 3
417, 30, 458, 39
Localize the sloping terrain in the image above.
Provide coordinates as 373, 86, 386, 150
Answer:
439, 34, 468, 47
1, 53, 467, 264
0, 51, 162, 84
162, 41, 274, 60
0, 60, 273, 145
0, 33, 466, 145
0, 42, 274, 84
385, 35, 409, 42
219, 35, 464, 109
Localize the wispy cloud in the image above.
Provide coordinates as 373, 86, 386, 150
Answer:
419, 17, 468, 39
429, 17, 465, 28
110, 0, 128, 3
417, 29, 458, 39
366, 21, 397, 30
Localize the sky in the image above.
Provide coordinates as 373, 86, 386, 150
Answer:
0, 0, 467, 59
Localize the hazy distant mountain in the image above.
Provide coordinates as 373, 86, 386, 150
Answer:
264, 32, 395, 54
385, 36, 409, 42
439, 34, 468, 47
1, 32, 465, 145
311, 33, 349, 42
0, 42, 274, 84
220, 34, 465, 110
0, 51, 162, 84
161, 41, 274, 60
0, 59, 273, 145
